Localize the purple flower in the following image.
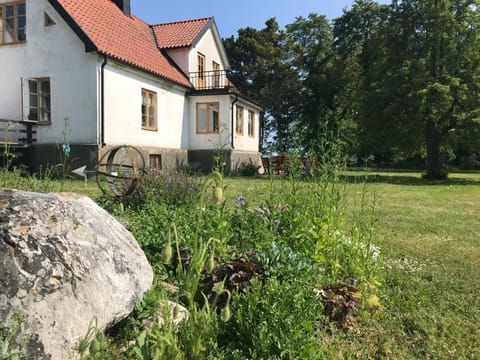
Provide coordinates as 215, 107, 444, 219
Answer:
234, 195, 247, 208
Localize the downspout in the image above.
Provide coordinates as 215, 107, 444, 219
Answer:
100, 55, 107, 147
259, 111, 264, 153
231, 93, 238, 150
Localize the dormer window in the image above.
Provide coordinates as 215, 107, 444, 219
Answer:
0, 1, 26, 45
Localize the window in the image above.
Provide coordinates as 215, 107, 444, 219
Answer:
236, 105, 244, 135
197, 53, 205, 89
44, 12, 55, 27
149, 154, 162, 172
23, 78, 51, 124
142, 89, 157, 131
0, 1, 26, 45
196, 102, 219, 133
248, 110, 255, 137
212, 61, 220, 88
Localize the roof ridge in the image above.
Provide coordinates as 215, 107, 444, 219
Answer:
151, 17, 211, 28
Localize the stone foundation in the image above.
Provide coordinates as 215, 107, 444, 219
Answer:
188, 149, 260, 173
19, 144, 258, 175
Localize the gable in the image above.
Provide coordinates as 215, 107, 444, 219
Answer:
153, 17, 230, 71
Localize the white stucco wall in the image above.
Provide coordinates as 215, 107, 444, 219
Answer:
188, 95, 261, 152
0, 0, 98, 145
188, 94, 232, 150
103, 61, 189, 149
233, 100, 261, 151
165, 48, 190, 75
189, 28, 227, 73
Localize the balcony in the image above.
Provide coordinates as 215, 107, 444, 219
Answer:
189, 70, 234, 92
0, 119, 37, 147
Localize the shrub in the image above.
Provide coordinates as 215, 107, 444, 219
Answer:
235, 161, 259, 177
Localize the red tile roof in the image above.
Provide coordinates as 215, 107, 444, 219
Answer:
49, 0, 192, 88
152, 18, 211, 49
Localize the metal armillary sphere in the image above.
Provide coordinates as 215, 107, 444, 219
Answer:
96, 145, 147, 198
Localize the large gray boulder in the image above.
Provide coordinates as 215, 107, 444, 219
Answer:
0, 189, 153, 360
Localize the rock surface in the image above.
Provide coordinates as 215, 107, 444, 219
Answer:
0, 189, 153, 360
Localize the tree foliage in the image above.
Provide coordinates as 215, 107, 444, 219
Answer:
224, 19, 301, 153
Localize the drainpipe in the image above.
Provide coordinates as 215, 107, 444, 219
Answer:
100, 55, 107, 147
230, 93, 238, 150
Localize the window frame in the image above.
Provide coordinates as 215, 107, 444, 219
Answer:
196, 102, 219, 134
23, 77, 51, 125
197, 52, 206, 89
236, 105, 244, 135
149, 154, 162, 172
247, 110, 255, 137
212, 61, 220, 88
0, 1, 26, 45
141, 88, 157, 131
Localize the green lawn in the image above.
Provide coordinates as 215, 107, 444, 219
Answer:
344, 172, 480, 359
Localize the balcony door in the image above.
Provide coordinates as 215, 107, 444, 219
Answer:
197, 53, 206, 89
212, 61, 220, 88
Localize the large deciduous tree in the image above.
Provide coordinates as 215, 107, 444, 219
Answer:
286, 14, 343, 152
353, 0, 480, 178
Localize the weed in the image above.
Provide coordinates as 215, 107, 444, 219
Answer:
0, 314, 26, 360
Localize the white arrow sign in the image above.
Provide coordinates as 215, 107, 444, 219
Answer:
72, 165, 87, 179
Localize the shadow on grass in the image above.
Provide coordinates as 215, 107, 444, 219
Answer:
339, 173, 480, 186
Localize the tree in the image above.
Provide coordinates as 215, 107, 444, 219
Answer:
354, 0, 480, 178
224, 19, 301, 153
286, 14, 342, 153
333, 0, 390, 162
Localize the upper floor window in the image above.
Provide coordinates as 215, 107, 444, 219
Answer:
197, 102, 219, 134
0, 1, 26, 45
212, 61, 220, 88
197, 53, 206, 89
142, 89, 157, 131
248, 110, 255, 137
23, 78, 51, 124
236, 106, 244, 135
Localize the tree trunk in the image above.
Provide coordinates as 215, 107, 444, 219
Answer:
425, 119, 446, 179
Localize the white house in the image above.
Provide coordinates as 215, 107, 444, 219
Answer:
0, 0, 262, 173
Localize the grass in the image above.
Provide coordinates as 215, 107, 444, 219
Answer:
2, 169, 479, 358
358, 172, 480, 359
225, 172, 480, 358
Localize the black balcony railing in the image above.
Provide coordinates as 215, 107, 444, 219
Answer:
189, 70, 232, 91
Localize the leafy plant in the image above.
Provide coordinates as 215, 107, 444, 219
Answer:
0, 315, 26, 360
77, 318, 118, 360
317, 282, 362, 332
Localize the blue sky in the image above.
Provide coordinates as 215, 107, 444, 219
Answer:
131, 0, 390, 38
